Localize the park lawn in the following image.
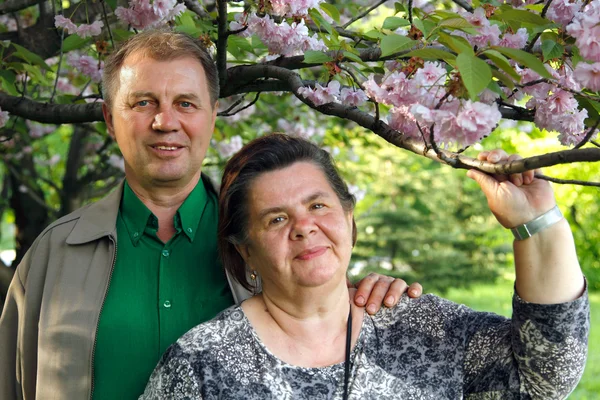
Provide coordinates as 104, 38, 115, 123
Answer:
443, 280, 599, 399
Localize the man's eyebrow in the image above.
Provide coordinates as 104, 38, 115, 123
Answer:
129, 91, 155, 99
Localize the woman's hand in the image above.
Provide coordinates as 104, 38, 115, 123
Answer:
349, 274, 423, 315
466, 149, 557, 228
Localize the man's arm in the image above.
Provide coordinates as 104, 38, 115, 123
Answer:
467, 150, 585, 303
0, 262, 25, 400
351, 274, 423, 315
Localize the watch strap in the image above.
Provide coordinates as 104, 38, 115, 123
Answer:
510, 205, 563, 241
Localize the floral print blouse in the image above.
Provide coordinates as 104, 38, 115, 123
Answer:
140, 290, 589, 399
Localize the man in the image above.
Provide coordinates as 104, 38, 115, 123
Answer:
0, 30, 422, 399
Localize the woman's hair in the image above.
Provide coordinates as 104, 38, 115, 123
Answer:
218, 133, 357, 291
102, 29, 219, 109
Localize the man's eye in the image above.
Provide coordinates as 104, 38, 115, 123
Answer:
312, 203, 325, 210
180, 101, 192, 108
136, 100, 149, 107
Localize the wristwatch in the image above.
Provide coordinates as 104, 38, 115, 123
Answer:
510, 205, 563, 241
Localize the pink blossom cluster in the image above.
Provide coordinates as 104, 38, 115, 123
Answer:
457, 8, 527, 49
566, 0, 600, 62
56, 77, 80, 96
270, 0, 324, 17
362, 61, 502, 147
216, 135, 243, 158
277, 118, 326, 140
67, 54, 104, 82
115, 0, 186, 30
517, 66, 591, 145
231, 14, 327, 57
574, 62, 600, 91
546, 0, 583, 26
297, 81, 368, 107
0, 107, 9, 128
26, 121, 56, 139
54, 16, 104, 38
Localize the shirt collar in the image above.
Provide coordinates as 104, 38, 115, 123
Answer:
177, 177, 208, 242
120, 179, 209, 245
120, 181, 153, 246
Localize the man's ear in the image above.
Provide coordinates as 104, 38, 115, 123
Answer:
102, 103, 115, 139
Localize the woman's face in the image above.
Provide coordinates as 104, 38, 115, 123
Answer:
236, 161, 354, 294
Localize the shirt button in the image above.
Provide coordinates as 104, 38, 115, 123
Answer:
163, 300, 171, 308
133, 232, 139, 238
187, 227, 192, 233
162, 249, 170, 257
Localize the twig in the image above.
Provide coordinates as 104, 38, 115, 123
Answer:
216, 0, 228, 90
451, 0, 474, 12
219, 92, 261, 116
408, 0, 413, 24
218, 95, 247, 115
101, 0, 114, 49
574, 119, 600, 149
339, 65, 365, 91
591, 140, 600, 148
535, 173, 600, 187
51, 2, 66, 103
182, 0, 209, 18
342, 0, 388, 29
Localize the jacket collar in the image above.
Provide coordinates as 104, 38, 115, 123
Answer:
66, 181, 124, 245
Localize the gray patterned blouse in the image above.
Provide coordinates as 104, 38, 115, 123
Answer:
140, 290, 589, 399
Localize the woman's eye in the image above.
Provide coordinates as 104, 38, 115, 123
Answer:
312, 203, 325, 210
270, 216, 285, 225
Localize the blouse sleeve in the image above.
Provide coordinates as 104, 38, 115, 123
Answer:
458, 285, 590, 399
139, 343, 203, 400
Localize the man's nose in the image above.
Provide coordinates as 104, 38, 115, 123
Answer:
152, 106, 181, 132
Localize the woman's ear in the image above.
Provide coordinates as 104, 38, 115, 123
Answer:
235, 243, 250, 263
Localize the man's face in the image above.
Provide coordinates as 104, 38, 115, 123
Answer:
102, 53, 217, 191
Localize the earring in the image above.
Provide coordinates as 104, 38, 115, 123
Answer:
250, 270, 258, 281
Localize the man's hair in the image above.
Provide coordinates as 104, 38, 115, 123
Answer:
102, 29, 219, 108
218, 133, 357, 291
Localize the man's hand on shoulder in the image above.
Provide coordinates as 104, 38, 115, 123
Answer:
349, 274, 423, 315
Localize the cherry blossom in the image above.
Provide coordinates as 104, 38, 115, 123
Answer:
0, 107, 9, 128
54, 16, 104, 38
574, 62, 600, 91
67, 54, 104, 82
115, 0, 186, 30
546, 0, 582, 26
216, 135, 244, 158
566, 0, 600, 62
340, 88, 368, 107
270, 0, 324, 17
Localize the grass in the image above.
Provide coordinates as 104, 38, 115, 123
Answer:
442, 280, 599, 399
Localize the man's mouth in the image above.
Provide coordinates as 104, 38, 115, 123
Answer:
154, 145, 179, 151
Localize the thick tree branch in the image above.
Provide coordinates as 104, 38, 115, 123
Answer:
0, 0, 45, 14
0, 92, 103, 123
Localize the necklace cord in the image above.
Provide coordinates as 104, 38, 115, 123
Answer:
342, 309, 352, 400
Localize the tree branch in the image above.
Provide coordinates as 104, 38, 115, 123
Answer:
535, 173, 600, 187
0, 0, 45, 14
451, 0, 474, 12
0, 92, 103, 123
182, 0, 209, 18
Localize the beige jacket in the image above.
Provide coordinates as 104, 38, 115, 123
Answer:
0, 180, 252, 400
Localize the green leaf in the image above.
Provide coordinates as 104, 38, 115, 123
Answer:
437, 32, 474, 56
382, 17, 410, 31
492, 6, 551, 26
456, 53, 492, 100
309, 8, 332, 34
482, 50, 520, 80
404, 48, 457, 65
228, 35, 254, 52
62, 35, 91, 52
491, 69, 515, 90
437, 17, 474, 30
342, 51, 364, 63
105, 0, 118, 10
0, 69, 18, 96
380, 34, 415, 57
541, 40, 564, 61
11, 43, 51, 70
178, 11, 196, 28
320, 3, 340, 23
363, 30, 384, 40
493, 47, 552, 79
303, 51, 334, 64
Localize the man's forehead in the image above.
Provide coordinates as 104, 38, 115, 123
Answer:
120, 52, 205, 74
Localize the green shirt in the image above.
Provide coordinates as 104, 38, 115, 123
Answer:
92, 179, 234, 400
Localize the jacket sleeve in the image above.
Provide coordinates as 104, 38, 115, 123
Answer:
458, 287, 590, 399
0, 255, 28, 400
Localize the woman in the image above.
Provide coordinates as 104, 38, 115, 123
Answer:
141, 134, 589, 399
